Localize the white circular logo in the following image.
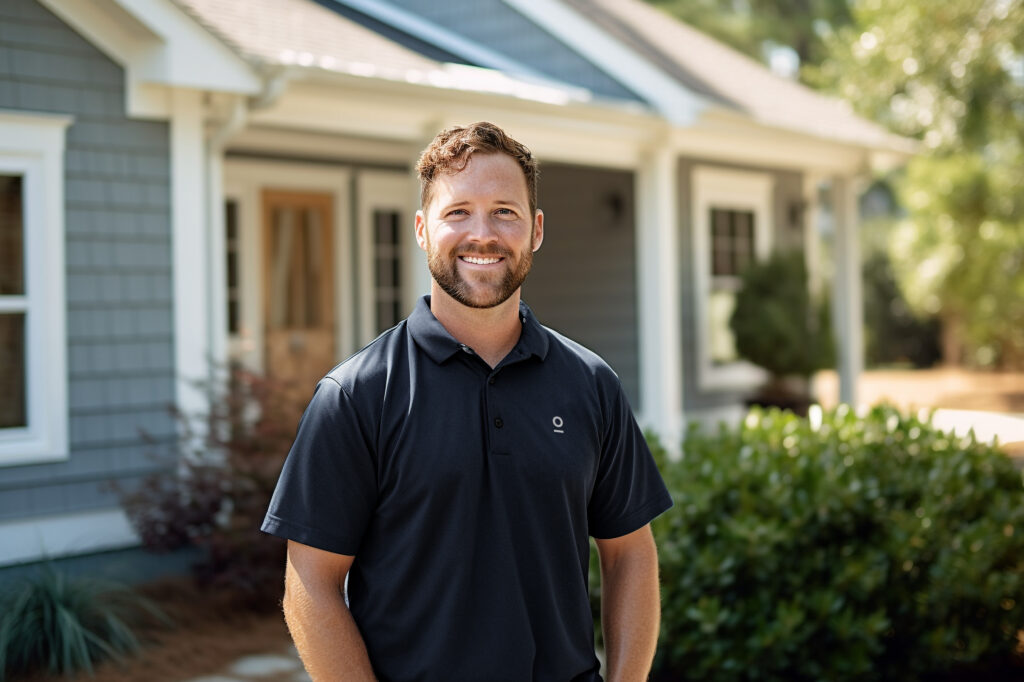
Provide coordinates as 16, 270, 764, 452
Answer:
552, 416, 564, 428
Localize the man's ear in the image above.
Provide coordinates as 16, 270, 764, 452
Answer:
415, 210, 427, 252
532, 209, 544, 252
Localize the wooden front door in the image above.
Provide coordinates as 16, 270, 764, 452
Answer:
262, 190, 335, 394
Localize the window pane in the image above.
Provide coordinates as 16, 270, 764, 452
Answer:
0, 175, 24, 296
0, 313, 26, 428
373, 210, 402, 333
224, 200, 240, 334
709, 290, 739, 365
709, 208, 756, 277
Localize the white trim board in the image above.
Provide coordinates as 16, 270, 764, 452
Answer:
38, 0, 260, 110
0, 508, 138, 567
502, 0, 705, 126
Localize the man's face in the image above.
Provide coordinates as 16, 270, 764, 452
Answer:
416, 153, 543, 309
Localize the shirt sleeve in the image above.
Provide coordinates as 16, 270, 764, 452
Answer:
587, 380, 673, 539
261, 377, 378, 556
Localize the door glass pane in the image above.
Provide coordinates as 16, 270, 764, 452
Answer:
0, 313, 27, 428
269, 205, 328, 330
225, 200, 240, 334
373, 210, 402, 333
0, 175, 24, 296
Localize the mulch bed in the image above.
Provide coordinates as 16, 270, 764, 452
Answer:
17, 577, 293, 682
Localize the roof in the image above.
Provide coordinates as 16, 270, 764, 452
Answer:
565, 0, 911, 150
173, 0, 440, 78
171, 0, 593, 105
172, 0, 910, 151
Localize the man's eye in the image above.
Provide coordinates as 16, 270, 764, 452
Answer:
495, 208, 515, 216
447, 209, 468, 216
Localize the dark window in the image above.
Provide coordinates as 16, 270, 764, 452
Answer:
225, 200, 240, 334
373, 210, 402, 333
0, 175, 24, 296
710, 208, 755, 277
0, 174, 26, 428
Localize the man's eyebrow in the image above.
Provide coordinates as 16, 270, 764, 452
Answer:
440, 199, 525, 209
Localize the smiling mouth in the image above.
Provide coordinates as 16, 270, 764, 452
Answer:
460, 256, 503, 265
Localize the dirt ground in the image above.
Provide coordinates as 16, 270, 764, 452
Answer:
815, 367, 1024, 414
16, 577, 292, 682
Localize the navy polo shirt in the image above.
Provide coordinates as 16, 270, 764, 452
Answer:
262, 296, 672, 682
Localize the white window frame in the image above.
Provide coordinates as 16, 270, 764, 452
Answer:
356, 171, 414, 344
0, 110, 72, 466
692, 165, 773, 392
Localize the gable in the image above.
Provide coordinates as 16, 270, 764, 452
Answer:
350, 0, 645, 103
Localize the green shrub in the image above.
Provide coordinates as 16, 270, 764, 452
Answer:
729, 250, 834, 382
0, 567, 166, 680
121, 366, 300, 609
651, 405, 1024, 681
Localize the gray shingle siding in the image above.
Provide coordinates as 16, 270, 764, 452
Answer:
677, 156, 804, 414
0, 0, 175, 525
523, 163, 641, 408
380, 0, 644, 103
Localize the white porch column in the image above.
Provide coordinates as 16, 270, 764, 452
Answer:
830, 175, 864, 406
170, 88, 210, 417
636, 143, 684, 449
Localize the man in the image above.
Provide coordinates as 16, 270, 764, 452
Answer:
262, 122, 672, 681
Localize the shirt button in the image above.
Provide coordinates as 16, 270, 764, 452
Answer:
488, 377, 496, 385
494, 417, 503, 428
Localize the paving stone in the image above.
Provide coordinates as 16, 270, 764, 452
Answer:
229, 654, 301, 677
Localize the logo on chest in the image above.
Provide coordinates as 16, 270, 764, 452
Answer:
552, 416, 564, 434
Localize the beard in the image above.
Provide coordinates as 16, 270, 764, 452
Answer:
427, 236, 534, 309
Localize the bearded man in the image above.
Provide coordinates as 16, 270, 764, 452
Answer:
262, 121, 672, 681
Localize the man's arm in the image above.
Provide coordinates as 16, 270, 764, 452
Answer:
595, 524, 661, 682
283, 540, 376, 681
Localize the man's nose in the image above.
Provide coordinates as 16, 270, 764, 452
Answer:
463, 214, 499, 242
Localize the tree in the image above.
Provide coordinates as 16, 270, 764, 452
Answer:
645, 0, 853, 78
811, 0, 1024, 367
730, 251, 835, 412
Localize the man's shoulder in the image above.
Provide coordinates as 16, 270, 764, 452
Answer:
322, 320, 410, 393
539, 323, 620, 386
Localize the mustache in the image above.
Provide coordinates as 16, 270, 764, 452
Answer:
452, 243, 514, 258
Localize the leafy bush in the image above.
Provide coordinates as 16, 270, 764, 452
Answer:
651, 405, 1024, 681
121, 366, 303, 609
863, 251, 941, 369
729, 251, 834, 400
0, 567, 166, 680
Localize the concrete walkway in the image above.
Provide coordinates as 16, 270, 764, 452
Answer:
183, 646, 309, 682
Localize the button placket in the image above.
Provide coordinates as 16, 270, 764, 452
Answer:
486, 369, 510, 454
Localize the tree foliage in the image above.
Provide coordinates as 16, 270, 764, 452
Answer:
646, 0, 1024, 367
810, 0, 1024, 367
645, 0, 852, 78
730, 250, 835, 381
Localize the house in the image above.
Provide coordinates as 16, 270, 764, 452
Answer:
0, 0, 912, 570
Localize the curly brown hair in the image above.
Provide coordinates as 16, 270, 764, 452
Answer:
415, 121, 539, 216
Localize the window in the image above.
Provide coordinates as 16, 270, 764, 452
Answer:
0, 110, 71, 466
708, 208, 756, 365
225, 199, 240, 335
373, 210, 402, 334
692, 167, 773, 391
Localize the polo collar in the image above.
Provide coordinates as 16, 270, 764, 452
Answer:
407, 295, 550, 365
